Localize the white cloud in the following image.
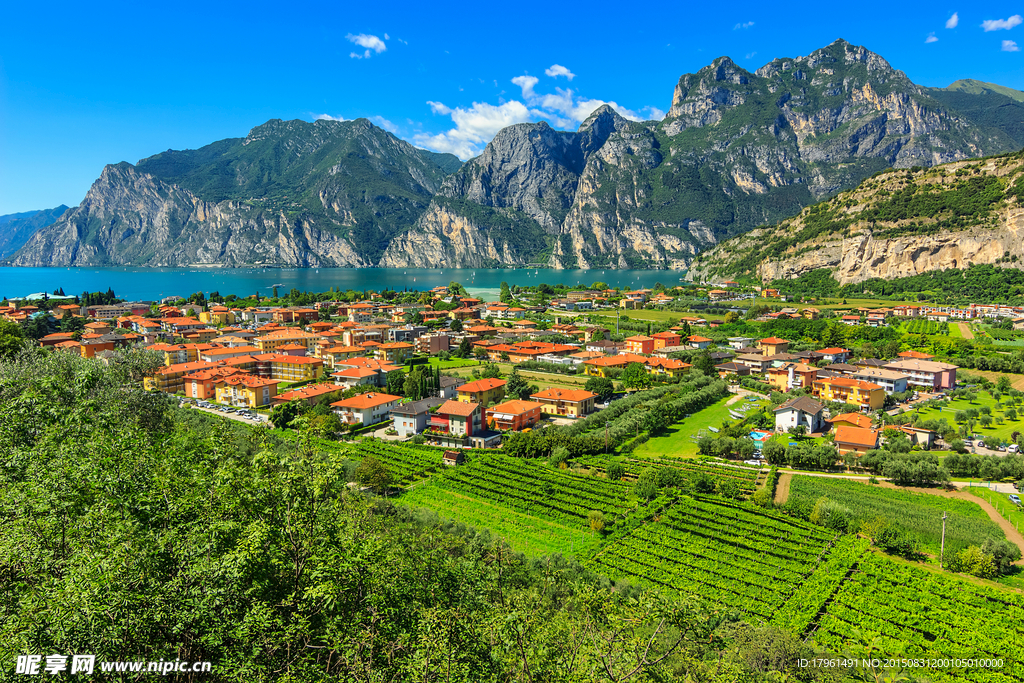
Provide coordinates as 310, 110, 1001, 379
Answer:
370, 115, 399, 133
314, 114, 346, 122
745, 51, 758, 58
946, 12, 959, 28
414, 100, 533, 159
982, 15, 1022, 31
512, 75, 539, 99
1003, 39, 1021, 51
384, 33, 390, 39
545, 64, 576, 80
733, 21, 755, 30
925, 32, 939, 43
644, 106, 667, 120
346, 33, 387, 57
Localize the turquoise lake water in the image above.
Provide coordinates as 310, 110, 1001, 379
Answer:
0, 267, 685, 301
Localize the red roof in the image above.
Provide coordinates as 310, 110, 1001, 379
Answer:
459, 378, 506, 393
486, 400, 544, 416
816, 347, 851, 355
531, 388, 597, 402
833, 426, 879, 448
759, 337, 789, 344
331, 392, 402, 409
437, 400, 480, 417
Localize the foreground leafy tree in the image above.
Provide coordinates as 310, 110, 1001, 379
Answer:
0, 350, 837, 682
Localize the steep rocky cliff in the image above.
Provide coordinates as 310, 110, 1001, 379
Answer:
688, 150, 1024, 285
383, 39, 1017, 269
10, 119, 459, 267
0, 205, 68, 259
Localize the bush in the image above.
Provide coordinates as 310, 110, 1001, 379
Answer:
809, 496, 852, 532
606, 461, 625, 481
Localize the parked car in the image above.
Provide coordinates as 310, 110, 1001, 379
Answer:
977, 441, 986, 449
1010, 494, 1021, 506
1009, 444, 1019, 454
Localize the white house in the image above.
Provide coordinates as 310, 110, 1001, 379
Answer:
773, 396, 825, 434
330, 392, 402, 425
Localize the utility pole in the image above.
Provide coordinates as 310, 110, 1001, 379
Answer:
940, 511, 949, 568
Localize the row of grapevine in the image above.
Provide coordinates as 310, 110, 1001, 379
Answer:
431, 454, 641, 529
574, 456, 759, 492
808, 552, 1024, 681
345, 441, 443, 484
588, 496, 839, 619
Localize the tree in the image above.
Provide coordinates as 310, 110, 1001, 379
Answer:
588, 510, 605, 533
354, 456, 394, 493
499, 281, 514, 304
457, 338, 472, 358
448, 281, 466, 296
269, 400, 303, 429
0, 319, 26, 360
621, 363, 651, 391
473, 346, 488, 360
998, 375, 1013, 394
480, 363, 502, 380
450, 318, 464, 332
763, 439, 786, 465
386, 369, 406, 396
585, 376, 615, 402
693, 351, 715, 376
505, 367, 531, 400
634, 469, 659, 501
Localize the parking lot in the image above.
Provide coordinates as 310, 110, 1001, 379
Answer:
179, 400, 268, 425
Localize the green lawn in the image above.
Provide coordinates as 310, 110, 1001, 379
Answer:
424, 357, 481, 369
948, 323, 963, 339
399, 485, 597, 557
632, 394, 769, 459
588, 309, 726, 324
910, 391, 1024, 442
966, 486, 1024, 530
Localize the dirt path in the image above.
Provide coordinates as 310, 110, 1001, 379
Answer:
956, 322, 974, 340
774, 472, 792, 505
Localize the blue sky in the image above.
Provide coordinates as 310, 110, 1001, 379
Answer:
1, 0, 1022, 215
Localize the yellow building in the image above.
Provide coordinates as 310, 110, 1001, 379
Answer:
214, 375, 280, 407
812, 377, 885, 411
456, 378, 507, 405
255, 330, 324, 354
260, 354, 325, 382
375, 341, 414, 364
530, 388, 597, 417
645, 357, 691, 378
199, 306, 236, 326
582, 354, 647, 377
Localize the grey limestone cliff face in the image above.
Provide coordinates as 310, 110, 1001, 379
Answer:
11, 164, 368, 267
757, 205, 1024, 286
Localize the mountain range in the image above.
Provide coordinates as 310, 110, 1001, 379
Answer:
0, 206, 69, 259
8, 39, 1024, 270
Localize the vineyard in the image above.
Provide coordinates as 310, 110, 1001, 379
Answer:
575, 456, 761, 494
427, 453, 642, 530
342, 441, 444, 485
788, 476, 1004, 554
588, 496, 842, 620
810, 552, 1024, 681
901, 319, 950, 335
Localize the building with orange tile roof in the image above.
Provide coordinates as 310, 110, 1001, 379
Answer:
457, 378, 507, 405
686, 335, 713, 349
183, 367, 251, 400
530, 388, 597, 417
582, 353, 648, 377
812, 376, 885, 410
650, 331, 681, 349
485, 340, 577, 363
375, 341, 413, 364
431, 399, 483, 437
624, 335, 655, 355
758, 337, 790, 355
833, 426, 879, 458
199, 345, 262, 362
486, 400, 544, 431
331, 392, 402, 425
273, 383, 345, 406
645, 357, 692, 377
828, 412, 874, 430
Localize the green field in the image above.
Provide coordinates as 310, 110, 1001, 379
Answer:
400, 485, 595, 556
787, 476, 1004, 555
632, 394, 768, 459
911, 391, 1024, 443
967, 486, 1024, 529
